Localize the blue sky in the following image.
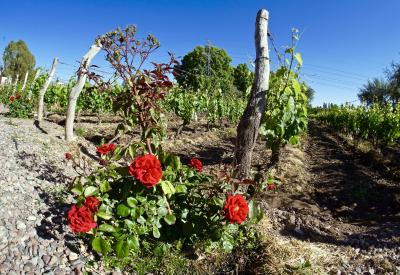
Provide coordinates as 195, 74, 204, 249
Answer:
1, 0, 399, 106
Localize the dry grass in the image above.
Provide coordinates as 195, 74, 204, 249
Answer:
275, 144, 311, 193
253, 217, 343, 274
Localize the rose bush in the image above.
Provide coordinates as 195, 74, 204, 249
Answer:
189, 157, 203, 172
66, 26, 262, 268
224, 194, 249, 224
84, 196, 101, 212
97, 143, 117, 155
67, 205, 97, 233
65, 152, 73, 160
7, 93, 33, 118
129, 154, 162, 188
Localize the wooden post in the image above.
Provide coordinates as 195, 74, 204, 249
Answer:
234, 9, 270, 178
13, 74, 19, 93
65, 41, 102, 141
28, 69, 41, 99
37, 58, 58, 122
21, 71, 29, 92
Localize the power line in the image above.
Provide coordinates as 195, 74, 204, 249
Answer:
301, 73, 364, 87
305, 63, 370, 79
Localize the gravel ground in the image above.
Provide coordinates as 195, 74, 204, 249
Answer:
0, 115, 99, 274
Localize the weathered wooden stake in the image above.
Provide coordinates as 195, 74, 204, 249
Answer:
65, 41, 102, 141
37, 58, 58, 122
28, 69, 41, 99
21, 71, 29, 91
13, 74, 19, 93
234, 9, 270, 178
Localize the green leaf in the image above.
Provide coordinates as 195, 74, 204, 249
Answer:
170, 155, 182, 170
98, 223, 116, 232
212, 197, 224, 207
248, 200, 263, 222
175, 185, 187, 193
124, 219, 135, 229
113, 146, 123, 160
100, 181, 111, 193
115, 240, 129, 258
117, 204, 130, 217
136, 196, 146, 203
84, 186, 99, 197
164, 214, 176, 225
127, 236, 140, 250
160, 180, 175, 196
127, 197, 138, 207
295, 52, 303, 66
181, 209, 189, 221
289, 135, 299, 145
152, 226, 161, 238
222, 240, 234, 252
130, 208, 140, 219
292, 79, 301, 94
157, 206, 168, 217
96, 210, 112, 220
92, 237, 111, 255
71, 182, 83, 195
128, 145, 135, 159
137, 216, 146, 225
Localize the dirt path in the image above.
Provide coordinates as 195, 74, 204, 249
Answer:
265, 121, 400, 273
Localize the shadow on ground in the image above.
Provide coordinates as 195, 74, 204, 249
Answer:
275, 121, 400, 250
16, 151, 82, 253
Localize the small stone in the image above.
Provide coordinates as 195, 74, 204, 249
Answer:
24, 262, 34, 272
0, 226, 8, 243
27, 215, 37, 221
54, 268, 65, 275
16, 221, 26, 230
68, 252, 79, 261
31, 256, 39, 265
48, 256, 58, 266
42, 255, 51, 265
71, 259, 84, 269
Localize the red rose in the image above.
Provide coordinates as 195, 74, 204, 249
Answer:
267, 183, 276, 190
67, 205, 97, 233
84, 196, 100, 212
9, 96, 15, 102
129, 154, 162, 188
15, 93, 21, 100
96, 143, 116, 155
189, 157, 203, 172
65, 152, 73, 160
224, 194, 249, 224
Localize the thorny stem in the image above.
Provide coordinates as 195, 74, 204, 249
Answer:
163, 194, 172, 215
146, 138, 153, 154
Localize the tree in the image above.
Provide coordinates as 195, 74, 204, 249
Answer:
233, 63, 254, 95
386, 62, 400, 106
303, 84, 315, 107
2, 40, 35, 80
358, 78, 390, 106
174, 45, 233, 91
